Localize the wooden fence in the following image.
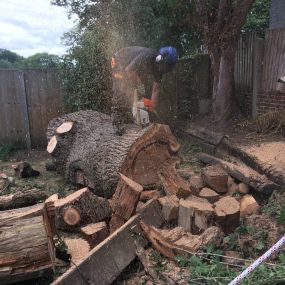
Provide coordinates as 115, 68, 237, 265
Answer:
0, 69, 63, 148
234, 29, 285, 117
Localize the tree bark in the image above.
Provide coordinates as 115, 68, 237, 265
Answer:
0, 189, 48, 211
47, 110, 180, 198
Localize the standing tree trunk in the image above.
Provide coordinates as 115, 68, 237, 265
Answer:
211, 48, 235, 120
194, 0, 255, 121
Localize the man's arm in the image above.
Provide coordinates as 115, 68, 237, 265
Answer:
150, 81, 160, 112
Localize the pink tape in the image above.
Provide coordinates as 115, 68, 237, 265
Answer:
228, 235, 285, 285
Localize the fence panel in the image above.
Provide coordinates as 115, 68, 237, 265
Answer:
261, 29, 285, 92
0, 70, 31, 148
24, 69, 63, 147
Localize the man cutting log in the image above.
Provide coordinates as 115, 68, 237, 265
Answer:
111, 46, 178, 135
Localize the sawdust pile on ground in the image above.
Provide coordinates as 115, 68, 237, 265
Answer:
243, 141, 285, 171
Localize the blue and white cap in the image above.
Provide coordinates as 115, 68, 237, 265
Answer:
156, 46, 178, 70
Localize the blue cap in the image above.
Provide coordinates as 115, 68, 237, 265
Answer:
159, 46, 178, 70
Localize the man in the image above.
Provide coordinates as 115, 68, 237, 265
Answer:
111, 46, 178, 135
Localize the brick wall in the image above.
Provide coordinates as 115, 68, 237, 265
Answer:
257, 92, 285, 114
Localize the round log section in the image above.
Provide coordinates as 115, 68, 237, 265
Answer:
47, 110, 180, 198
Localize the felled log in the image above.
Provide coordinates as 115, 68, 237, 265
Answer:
55, 188, 112, 231
110, 174, 143, 232
197, 152, 279, 194
0, 189, 48, 210
0, 203, 55, 284
214, 197, 240, 234
47, 110, 180, 198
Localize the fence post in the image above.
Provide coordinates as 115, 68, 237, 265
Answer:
18, 71, 31, 149
252, 36, 264, 119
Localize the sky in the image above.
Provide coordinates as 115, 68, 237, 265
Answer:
0, 0, 76, 58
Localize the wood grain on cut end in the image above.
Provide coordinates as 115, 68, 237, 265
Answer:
47, 136, 57, 154
63, 207, 81, 226
56, 121, 74, 134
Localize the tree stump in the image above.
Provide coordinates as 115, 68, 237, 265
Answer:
47, 110, 180, 198
199, 187, 220, 203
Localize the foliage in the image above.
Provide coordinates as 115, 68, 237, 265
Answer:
277, 204, 285, 225
174, 246, 285, 285
23, 53, 61, 68
243, 0, 271, 37
0, 48, 61, 69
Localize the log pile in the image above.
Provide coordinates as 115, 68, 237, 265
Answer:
1, 110, 278, 284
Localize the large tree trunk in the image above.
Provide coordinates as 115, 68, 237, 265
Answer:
47, 110, 180, 198
0, 204, 55, 284
211, 48, 235, 121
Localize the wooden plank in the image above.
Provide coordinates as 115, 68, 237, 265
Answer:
51, 199, 164, 285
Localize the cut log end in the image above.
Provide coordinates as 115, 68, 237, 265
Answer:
63, 207, 81, 226
56, 121, 74, 134
47, 136, 57, 154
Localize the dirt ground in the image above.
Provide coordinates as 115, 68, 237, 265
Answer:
0, 149, 76, 197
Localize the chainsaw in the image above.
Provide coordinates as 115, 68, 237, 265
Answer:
132, 90, 150, 126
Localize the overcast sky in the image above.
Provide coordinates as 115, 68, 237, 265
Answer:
0, 0, 75, 58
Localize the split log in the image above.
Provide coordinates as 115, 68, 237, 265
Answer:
238, 183, 250, 194
214, 197, 240, 234
160, 226, 223, 252
0, 203, 55, 284
202, 165, 228, 193
47, 110, 180, 198
140, 190, 162, 202
110, 174, 143, 233
141, 222, 223, 259
189, 175, 205, 194
178, 197, 214, 233
159, 162, 191, 199
81, 222, 109, 247
158, 195, 179, 222
111, 174, 143, 220
240, 194, 260, 217
64, 238, 90, 265
55, 188, 112, 231
199, 187, 220, 203
197, 152, 279, 194
0, 189, 48, 210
